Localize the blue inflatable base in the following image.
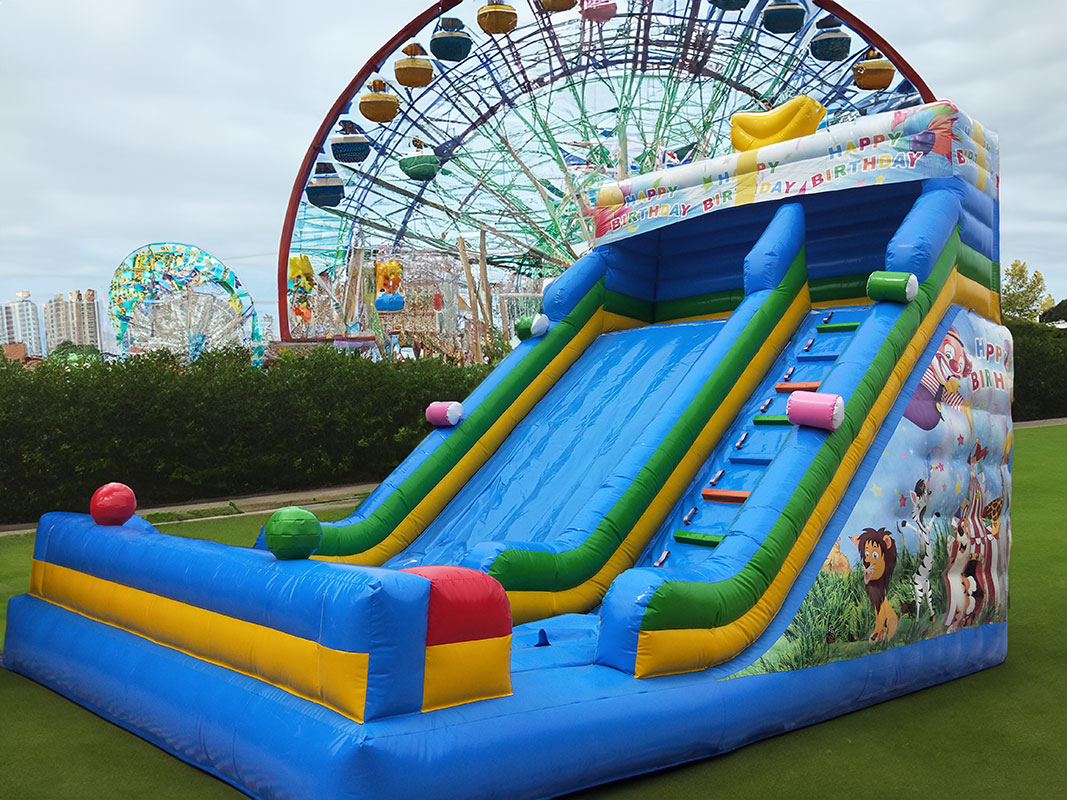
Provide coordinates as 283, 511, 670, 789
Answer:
3, 593, 1006, 800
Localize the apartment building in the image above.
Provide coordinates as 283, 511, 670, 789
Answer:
1, 291, 45, 356
43, 289, 102, 350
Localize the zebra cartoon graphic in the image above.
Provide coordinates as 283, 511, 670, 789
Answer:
899, 478, 937, 623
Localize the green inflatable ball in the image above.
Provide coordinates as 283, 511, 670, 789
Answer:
265, 506, 322, 560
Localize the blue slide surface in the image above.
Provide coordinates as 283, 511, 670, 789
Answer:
385, 319, 726, 569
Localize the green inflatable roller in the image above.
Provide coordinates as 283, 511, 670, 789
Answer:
515, 313, 550, 341
866, 271, 918, 303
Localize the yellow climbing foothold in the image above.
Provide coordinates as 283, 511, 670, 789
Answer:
730, 95, 827, 152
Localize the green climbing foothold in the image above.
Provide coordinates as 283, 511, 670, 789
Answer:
265, 506, 323, 560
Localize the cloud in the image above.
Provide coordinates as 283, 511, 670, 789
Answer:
845, 0, 1067, 295
1, 0, 1063, 350
0, 0, 392, 342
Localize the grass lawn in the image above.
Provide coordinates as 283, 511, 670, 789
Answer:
2, 429, 1065, 798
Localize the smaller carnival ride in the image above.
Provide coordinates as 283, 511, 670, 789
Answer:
109, 243, 264, 362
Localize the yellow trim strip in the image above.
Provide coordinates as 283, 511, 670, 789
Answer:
973, 120, 988, 193
320, 309, 606, 565
603, 309, 735, 331
507, 286, 812, 624
955, 273, 1000, 324
602, 311, 647, 332
31, 560, 369, 721
811, 296, 871, 309
656, 309, 735, 325
421, 635, 513, 712
634, 271, 964, 677
735, 150, 760, 206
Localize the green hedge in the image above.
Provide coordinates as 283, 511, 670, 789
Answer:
2, 319, 1062, 525
1005, 318, 1067, 422
0, 348, 489, 525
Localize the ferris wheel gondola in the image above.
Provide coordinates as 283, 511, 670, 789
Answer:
394, 43, 435, 87
304, 161, 344, 207
579, 1, 617, 24
399, 139, 442, 181
763, 0, 806, 34
330, 121, 373, 164
430, 17, 474, 61
811, 15, 851, 61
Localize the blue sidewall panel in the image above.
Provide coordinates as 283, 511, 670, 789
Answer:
3, 596, 360, 800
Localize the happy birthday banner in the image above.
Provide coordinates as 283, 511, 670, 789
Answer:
592, 101, 999, 244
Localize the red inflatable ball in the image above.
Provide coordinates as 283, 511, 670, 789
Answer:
90, 482, 137, 526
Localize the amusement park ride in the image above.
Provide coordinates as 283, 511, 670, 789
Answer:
279, 0, 929, 361
109, 243, 264, 363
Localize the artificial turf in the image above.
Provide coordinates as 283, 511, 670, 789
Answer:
1, 429, 1064, 798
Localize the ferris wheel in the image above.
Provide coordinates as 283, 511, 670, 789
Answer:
279, 0, 933, 341
109, 243, 265, 362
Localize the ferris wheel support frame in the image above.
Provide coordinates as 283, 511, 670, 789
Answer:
277, 0, 465, 341
276, 0, 934, 342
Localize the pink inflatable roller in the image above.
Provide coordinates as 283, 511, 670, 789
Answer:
426, 401, 464, 427
786, 391, 845, 431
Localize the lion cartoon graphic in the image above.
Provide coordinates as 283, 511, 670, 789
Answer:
851, 527, 899, 643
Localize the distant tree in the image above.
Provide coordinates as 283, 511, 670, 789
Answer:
47, 340, 102, 364
1040, 298, 1067, 324
1001, 260, 1054, 320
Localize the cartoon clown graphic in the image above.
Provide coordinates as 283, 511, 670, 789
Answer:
904, 327, 974, 431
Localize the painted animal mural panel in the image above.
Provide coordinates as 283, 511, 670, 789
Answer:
741, 309, 1012, 676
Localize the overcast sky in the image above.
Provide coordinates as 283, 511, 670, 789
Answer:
1, 0, 1063, 347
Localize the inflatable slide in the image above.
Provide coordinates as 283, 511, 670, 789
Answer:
3, 101, 1011, 799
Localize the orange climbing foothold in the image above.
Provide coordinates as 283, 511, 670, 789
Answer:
775, 380, 822, 393
701, 489, 752, 504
